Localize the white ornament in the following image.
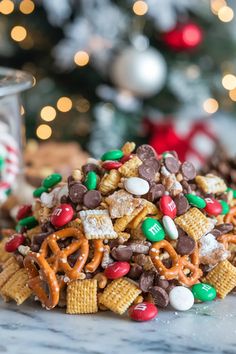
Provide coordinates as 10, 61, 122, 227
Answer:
110, 46, 167, 97
124, 177, 150, 196
169, 286, 194, 311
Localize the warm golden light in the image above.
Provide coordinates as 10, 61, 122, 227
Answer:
203, 98, 219, 114
0, 0, 14, 15
56, 97, 73, 112
20, 105, 25, 115
218, 6, 234, 22
75, 97, 90, 113
229, 88, 236, 101
40, 106, 56, 122
222, 74, 236, 90
19, 0, 35, 14
11, 25, 27, 42
133, 0, 148, 15
210, 0, 226, 15
74, 51, 89, 66
36, 124, 52, 140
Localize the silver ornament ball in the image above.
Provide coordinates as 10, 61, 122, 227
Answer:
110, 46, 167, 98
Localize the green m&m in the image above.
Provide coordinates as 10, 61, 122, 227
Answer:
85, 171, 97, 190
192, 283, 217, 302
42, 173, 62, 189
101, 149, 124, 161
33, 186, 48, 198
18, 216, 38, 230
219, 200, 230, 215
141, 218, 165, 242
185, 194, 206, 209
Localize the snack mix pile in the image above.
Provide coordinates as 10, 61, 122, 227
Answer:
0, 142, 236, 322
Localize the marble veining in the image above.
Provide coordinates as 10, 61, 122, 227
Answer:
0, 295, 236, 354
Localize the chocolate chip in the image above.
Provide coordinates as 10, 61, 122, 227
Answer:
30, 244, 40, 252
210, 229, 222, 238
67, 175, 75, 186
181, 161, 196, 180
60, 195, 69, 204
144, 158, 160, 172
166, 284, 175, 294
149, 286, 169, 308
32, 232, 51, 245
68, 250, 81, 267
156, 278, 169, 290
127, 240, 151, 254
174, 194, 190, 216
83, 190, 102, 209
82, 163, 98, 175
181, 180, 192, 194
176, 234, 196, 255
41, 221, 55, 233
139, 270, 156, 292
215, 223, 234, 236
69, 183, 87, 204
138, 164, 156, 182
168, 151, 179, 159
111, 245, 133, 262
127, 264, 143, 280
14, 252, 24, 267
164, 156, 180, 174
162, 258, 172, 269
136, 144, 156, 161
147, 184, 165, 202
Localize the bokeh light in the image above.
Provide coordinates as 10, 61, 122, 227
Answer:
10, 25, 27, 42
203, 98, 219, 114
40, 106, 56, 121
19, 0, 35, 14
229, 88, 236, 101
222, 74, 236, 90
218, 6, 234, 22
57, 97, 73, 112
0, 0, 14, 15
133, 1, 148, 16
36, 124, 52, 140
74, 51, 89, 66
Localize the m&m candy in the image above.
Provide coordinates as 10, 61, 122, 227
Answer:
204, 198, 222, 216
50, 204, 74, 228
128, 302, 158, 322
159, 195, 177, 219
5, 234, 25, 253
104, 262, 130, 279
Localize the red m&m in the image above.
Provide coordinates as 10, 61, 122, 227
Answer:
204, 198, 222, 216
159, 195, 177, 219
16, 204, 32, 221
128, 302, 158, 322
102, 161, 122, 170
50, 204, 74, 228
5, 233, 25, 253
104, 261, 130, 279
120, 154, 133, 164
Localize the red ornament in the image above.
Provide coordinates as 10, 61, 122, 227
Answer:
102, 161, 122, 170
16, 205, 32, 221
50, 204, 74, 228
159, 195, 177, 219
163, 22, 203, 51
128, 302, 158, 322
204, 198, 222, 216
104, 261, 130, 279
5, 233, 25, 253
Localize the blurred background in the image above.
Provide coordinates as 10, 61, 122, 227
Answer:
1, 0, 236, 186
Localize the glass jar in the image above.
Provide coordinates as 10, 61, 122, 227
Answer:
0, 67, 33, 204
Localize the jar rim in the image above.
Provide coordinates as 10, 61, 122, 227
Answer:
0, 67, 34, 97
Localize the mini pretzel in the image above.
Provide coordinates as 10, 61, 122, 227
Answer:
218, 233, 236, 249
224, 207, 236, 226
149, 240, 181, 280
24, 228, 89, 309
85, 240, 104, 272
149, 240, 202, 285
178, 246, 202, 286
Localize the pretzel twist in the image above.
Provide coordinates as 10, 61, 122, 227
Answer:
149, 239, 202, 285
218, 233, 236, 248
24, 228, 89, 309
224, 206, 236, 226
85, 240, 104, 272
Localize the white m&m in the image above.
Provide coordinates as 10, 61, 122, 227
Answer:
169, 286, 194, 311
124, 177, 149, 196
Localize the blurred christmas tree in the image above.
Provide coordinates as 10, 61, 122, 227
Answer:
1, 0, 236, 163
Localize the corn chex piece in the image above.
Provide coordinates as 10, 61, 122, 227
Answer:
195, 174, 227, 194
114, 204, 144, 233
79, 209, 117, 240
121, 141, 136, 155
118, 156, 142, 178
203, 260, 236, 298
105, 189, 142, 219
0, 268, 32, 305
175, 207, 212, 241
26, 226, 42, 240
0, 238, 12, 265
0, 257, 20, 289
128, 206, 149, 229
66, 279, 98, 314
99, 169, 121, 195
99, 277, 141, 315
67, 218, 82, 229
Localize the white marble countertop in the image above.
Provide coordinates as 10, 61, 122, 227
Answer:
1, 296, 236, 354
